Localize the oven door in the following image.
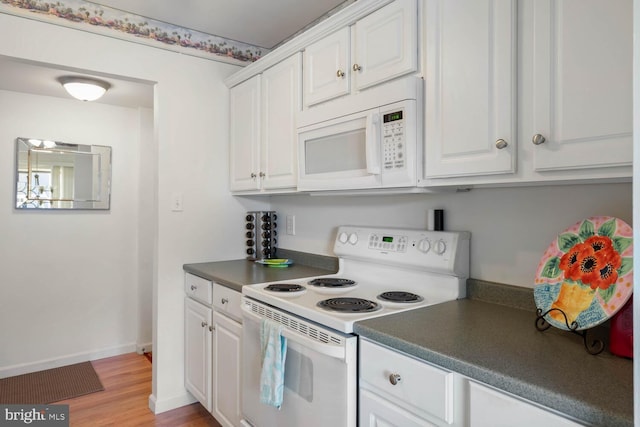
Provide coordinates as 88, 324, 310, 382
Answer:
297, 107, 382, 191
241, 298, 357, 427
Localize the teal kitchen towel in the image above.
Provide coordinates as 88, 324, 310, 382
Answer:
260, 318, 288, 409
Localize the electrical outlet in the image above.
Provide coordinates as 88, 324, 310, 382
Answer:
171, 193, 183, 212
286, 215, 295, 235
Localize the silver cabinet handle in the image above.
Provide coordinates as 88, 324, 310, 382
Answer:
389, 373, 402, 385
352, 63, 362, 72
209, 325, 215, 332
336, 69, 345, 78
495, 139, 508, 149
221, 298, 229, 304
201, 321, 207, 328
532, 134, 546, 145
190, 285, 197, 291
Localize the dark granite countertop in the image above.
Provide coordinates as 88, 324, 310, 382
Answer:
183, 249, 338, 292
354, 282, 633, 427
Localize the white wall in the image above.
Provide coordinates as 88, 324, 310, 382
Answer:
272, 183, 632, 287
0, 90, 142, 374
0, 13, 269, 413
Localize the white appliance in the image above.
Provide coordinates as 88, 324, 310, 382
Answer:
297, 77, 423, 191
240, 225, 470, 427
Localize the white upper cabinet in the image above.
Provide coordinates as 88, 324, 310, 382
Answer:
260, 53, 302, 189
529, 0, 632, 172
304, 0, 417, 108
303, 28, 350, 107
229, 75, 261, 191
353, 0, 418, 91
421, 0, 632, 187
423, 0, 517, 179
229, 54, 301, 193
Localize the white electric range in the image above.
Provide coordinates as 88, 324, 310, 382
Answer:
240, 225, 470, 427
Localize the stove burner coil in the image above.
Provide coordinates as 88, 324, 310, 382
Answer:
377, 291, 424, 303
264, 284, 305, 292
317, 297, 380, 313
308, 278, 357, 288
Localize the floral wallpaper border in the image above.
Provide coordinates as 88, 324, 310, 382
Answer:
0, 0, 269, 64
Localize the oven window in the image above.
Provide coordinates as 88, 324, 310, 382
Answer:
304, 129, 366, 175
284, 348, 313, 403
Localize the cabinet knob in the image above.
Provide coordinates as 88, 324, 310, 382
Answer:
495, 139, 508, 149
389, 373, 402, 385
352, 63, 362, 72
221, 298, 229, 305
532, 134, 546, 145
250, 173, 257, 179
209, 325, 215, 332
336, 69, 345, 78
259, 172, 266, 178
201, 321, 207, 328
190, 285, 197, 291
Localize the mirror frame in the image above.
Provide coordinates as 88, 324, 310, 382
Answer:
15, 137, 112, 210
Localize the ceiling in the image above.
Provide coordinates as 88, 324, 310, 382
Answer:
90, 0, 352, 50
0, 0, 352, 108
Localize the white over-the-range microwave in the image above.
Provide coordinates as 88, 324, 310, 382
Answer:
297, 76, 423, 192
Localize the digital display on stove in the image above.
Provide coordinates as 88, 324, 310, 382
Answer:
382, 236, 393, 243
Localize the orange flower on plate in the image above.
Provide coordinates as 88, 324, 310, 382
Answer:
559, 236, 621, 290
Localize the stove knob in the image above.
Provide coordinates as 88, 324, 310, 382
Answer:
417, 238, 431, 253
348, 233, 358, 245
338, 232, 348, 244
434, 239, 447, 255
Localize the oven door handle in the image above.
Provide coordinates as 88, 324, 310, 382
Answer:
242, 305, 346, 360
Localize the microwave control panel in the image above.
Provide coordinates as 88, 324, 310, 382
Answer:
382, 109, 405, 170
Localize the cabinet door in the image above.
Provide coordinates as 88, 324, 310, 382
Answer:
530, 0, 632, 171
353, 0, 418, 91
360, 388, 437, 427
468, 381, 581, 427
304, 28, 350, 107
185, 298, 212, 411
212, 311, 242, 427
261, 53, 301, 190
424, 0, 516, 178
229, 75, 261, 191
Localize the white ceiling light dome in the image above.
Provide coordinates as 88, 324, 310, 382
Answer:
58, 76, 111, 101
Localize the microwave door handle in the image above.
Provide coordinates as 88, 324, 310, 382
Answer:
366, 112, 381, 174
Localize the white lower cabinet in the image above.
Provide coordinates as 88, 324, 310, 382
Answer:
359, 339, 584, 427
359, 339, 461, 426
211, 309, 242, 427
184, 273, 242, 427
185, 297, 213, 411
466, 380, 582, 427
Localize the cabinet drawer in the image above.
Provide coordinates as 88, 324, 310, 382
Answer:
360, 339, 454, 424
185, 273, 213, 305
212, 283, 242, 322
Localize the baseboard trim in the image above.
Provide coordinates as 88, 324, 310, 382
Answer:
149, 391, 197, 414
0, 343, 137, 379
136, 342, 153, 354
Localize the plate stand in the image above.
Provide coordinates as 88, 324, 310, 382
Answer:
535, 308, 604, 355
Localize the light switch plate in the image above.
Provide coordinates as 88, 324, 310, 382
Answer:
171, 193, 183, 212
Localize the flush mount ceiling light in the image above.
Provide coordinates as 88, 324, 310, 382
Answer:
58, 76, 111, 101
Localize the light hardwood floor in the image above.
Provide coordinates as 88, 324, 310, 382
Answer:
58, 352, 222, 427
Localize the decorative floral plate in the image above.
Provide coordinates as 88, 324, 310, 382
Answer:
533, 216, 633, 331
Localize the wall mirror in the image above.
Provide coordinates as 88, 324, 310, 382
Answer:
15, 137, 112, 210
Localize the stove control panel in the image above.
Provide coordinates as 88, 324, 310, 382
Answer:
334, 226, 470, 277
368, 233, 408, 252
